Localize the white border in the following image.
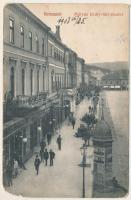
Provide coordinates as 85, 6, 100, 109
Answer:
0, 1, 130, 200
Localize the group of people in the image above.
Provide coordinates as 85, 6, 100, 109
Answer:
34, 149, 55, 175
34, 134, 62, 175
88, 106, 95, 114
6, 155, 27, 187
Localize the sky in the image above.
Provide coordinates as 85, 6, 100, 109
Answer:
25, 3, 129, 64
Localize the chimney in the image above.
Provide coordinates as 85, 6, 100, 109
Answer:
55, 25, 61, 41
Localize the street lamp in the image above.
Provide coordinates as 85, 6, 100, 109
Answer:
80, 143, 88, 198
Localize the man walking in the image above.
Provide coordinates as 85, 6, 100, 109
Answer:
57, 135, 62, 150
6, 161, 13, 186
40, 139, 46, 151
47, 133, 51, 145
13, 159, 19, 178
40, 148, 44, 162
34, 155, 41, 175
71, 117, 76, 129
49, 149, 55, 166
43, 149, 49, 166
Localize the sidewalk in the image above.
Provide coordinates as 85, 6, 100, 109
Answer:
6, 98, 94, 198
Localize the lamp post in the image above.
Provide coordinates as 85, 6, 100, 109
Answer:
80, 143, 88, 198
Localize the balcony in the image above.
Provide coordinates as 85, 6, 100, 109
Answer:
16, 92, 48, 108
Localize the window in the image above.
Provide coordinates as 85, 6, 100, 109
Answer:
10, 67, 15, 97
22, 69, 25, 95
43, 71, 45, 91
42, 39, 45, 55
37, 70, 39, 93
20, 26, 24, 48
9, 19, 14, 43
30, 69, 33, 95
36, 35, 39, 53
29, 31, 32, 51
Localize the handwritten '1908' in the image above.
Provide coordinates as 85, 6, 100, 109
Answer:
57, 16, 88, 25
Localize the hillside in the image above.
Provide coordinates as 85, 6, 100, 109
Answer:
88, 61, 129, 71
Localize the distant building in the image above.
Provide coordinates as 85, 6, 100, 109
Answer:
101, 70, 129, 90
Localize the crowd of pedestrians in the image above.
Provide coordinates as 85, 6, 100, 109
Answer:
33, 132, 63, 176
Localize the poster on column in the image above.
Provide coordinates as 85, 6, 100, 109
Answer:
1, 0, 130, 200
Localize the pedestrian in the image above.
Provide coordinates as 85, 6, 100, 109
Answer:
91, 107, 94, 114
47, 133, 51, 145
68, 113, 72, 125
57, 135, 62, 150
43, 149, 49, 166
6, 161, 13, 186
71, 117, 76, 129
49, 149, 55, 166
88, 106, 91, 113
39, 148, 44, 162
34, 155, 41, 175
40, 139, 46, 151
13, 159, 19, 178
18, 155, 27, 170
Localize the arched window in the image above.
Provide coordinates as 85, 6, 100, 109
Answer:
10, 67, 15, 97
22, 69, 25, 95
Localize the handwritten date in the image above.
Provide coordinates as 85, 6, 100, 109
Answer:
57, 16, 88, 25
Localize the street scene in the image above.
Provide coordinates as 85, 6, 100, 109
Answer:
3, 3, 129, 198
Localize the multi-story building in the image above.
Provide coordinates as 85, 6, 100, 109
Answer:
3, 4, 52, 169
76, 57, 83, 88
48, 26, 66, 94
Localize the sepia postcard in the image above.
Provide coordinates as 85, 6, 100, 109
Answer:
1, 1, 130, 199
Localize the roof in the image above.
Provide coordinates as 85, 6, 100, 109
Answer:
14, 4, 51, 31
93, 107, 112, 141
93, 119, 112, 141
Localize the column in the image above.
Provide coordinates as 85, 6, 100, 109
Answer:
33, 64, 37, 95
25, 62, 30, 96
15, 59, 21, 97
3, 56, 10, 97
39, 65, 43, 92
